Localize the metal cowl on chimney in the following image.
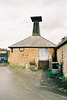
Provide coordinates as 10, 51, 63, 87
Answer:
31, 16, 42, 36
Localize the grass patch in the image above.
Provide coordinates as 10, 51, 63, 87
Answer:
62, 75, 65, 80
8, 65, 11, 68
49, 71, 55, 78
49, 71, 67, 83
43, 69, 48, 72
8, 66, 25, 70
62, 79, 67, 82
38, 69, 43, 72
61, 76, 67, 83
43, 69, 51, 72
56, 73, 61, 78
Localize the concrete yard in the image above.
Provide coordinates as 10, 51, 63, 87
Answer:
0, 65, 67, 100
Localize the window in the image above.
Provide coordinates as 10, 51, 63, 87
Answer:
11, 48, 13, 53
19, 48, 24, 52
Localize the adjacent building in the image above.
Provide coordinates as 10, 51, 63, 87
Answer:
9, 16, 56, 70
57, 37, 67, 77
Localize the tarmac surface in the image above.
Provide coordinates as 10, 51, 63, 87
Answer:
40, 71, 67, 96
0, 65, 67, 100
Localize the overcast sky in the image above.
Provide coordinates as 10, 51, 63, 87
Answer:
0, 0, 67, 49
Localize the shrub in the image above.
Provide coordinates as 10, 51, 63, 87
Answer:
56, 73, 61, 78
7, 62, 10, 64
43, 68, 51, 72
62, 79, 67, 82
31, 68, 37, 71
48, 68, 51, 71
62, 75, 67, 83
49, 71, 55, 78
49, 71, 61, 78
62, 75, 65, 80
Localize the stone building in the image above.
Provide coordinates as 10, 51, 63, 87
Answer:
9, 16, 56, 70
57, 37, 67, 77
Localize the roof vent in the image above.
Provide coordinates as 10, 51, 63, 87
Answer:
31, 16, 42, 36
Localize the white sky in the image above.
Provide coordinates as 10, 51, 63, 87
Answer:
0, 0, 67, 49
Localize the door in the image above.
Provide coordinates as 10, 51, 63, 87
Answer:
39, 48, 49, 60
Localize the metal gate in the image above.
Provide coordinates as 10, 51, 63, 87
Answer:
0, 53, 8, 63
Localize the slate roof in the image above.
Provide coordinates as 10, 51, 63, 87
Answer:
9, 36, 56, 48
57, 37, 67, 48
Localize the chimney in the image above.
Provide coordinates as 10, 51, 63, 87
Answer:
31, 16, 42, 36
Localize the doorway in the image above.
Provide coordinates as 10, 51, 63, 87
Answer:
39, 48, 49, 60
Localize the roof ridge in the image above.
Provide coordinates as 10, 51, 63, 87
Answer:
57, 37, 67, 47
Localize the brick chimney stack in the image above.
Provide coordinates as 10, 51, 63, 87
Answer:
31, 16, 42, 36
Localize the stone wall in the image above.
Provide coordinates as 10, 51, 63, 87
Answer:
57, 44, 67, 77
49, 48, 55, 69
9, 48, 55, 70
9, 48, 39, 66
